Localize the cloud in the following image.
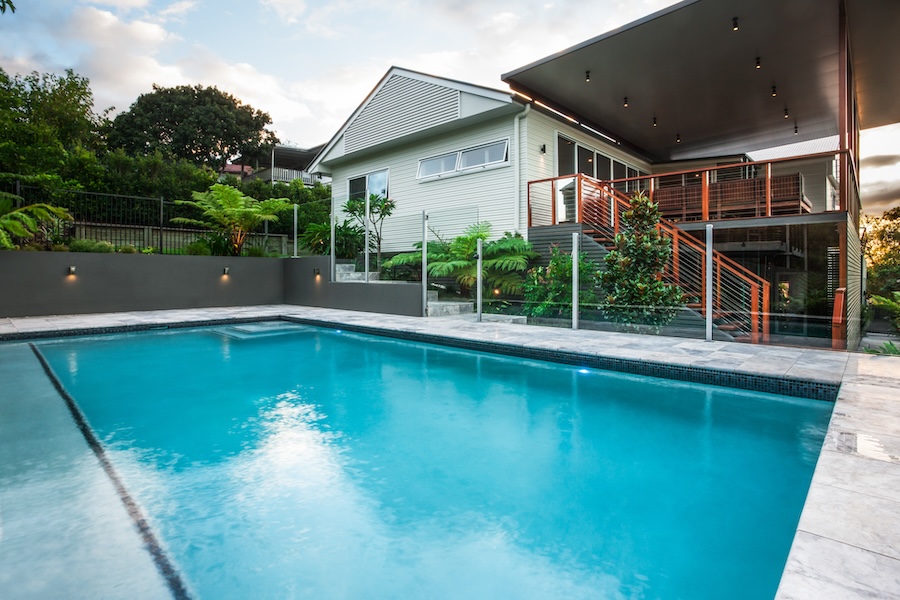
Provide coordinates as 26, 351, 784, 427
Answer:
159, 0, 197, 20
84, 0, 151, 10
68, 7, 175, 51
259, 0, 308, 25
861, 181, 900, 214
861, 154, 900, 169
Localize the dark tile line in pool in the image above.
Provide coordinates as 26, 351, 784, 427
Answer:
0, 316, 271, 342
28, 343, 193, 600
285, 317, 840, 402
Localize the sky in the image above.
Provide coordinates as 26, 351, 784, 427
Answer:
1, 0, 898, 214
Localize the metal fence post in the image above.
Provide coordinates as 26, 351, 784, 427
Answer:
364, 195, 371, 282
476, 237, 483, 323
705, 223, 714, 341
330, 197, 336, 281
572, 231, 579, 330
293, 203, 298, 258
422, 211, 429, 318
158, 197, 164, 253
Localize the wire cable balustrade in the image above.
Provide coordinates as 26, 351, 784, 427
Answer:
529, 173, 770, 343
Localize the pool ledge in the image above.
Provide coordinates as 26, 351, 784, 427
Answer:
2, 305, 899, 599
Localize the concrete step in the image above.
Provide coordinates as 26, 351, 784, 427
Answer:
335, 271, 381, 282
426, 301, 474, 317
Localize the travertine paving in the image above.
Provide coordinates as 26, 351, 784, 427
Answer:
1, 305, 898, 599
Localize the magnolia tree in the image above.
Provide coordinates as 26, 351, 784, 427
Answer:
598, 191, 683, 330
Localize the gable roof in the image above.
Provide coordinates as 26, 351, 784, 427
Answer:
502, 0, 900, 162
308, 67, 517, 175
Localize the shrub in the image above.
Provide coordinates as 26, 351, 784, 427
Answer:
69, 239, 115, 253
523, 245, 602, 319
118, 245, 138, 254
184, 239, 212, 256
870, 292, 900, 332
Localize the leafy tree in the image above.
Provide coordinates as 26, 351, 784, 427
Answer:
108, 84, 278, 169
383, 222, 538, 296
0, 68, 105, 178
172, 184, 290, 256
300, 220, 365, 259
598, 191, 683, 330
101, 149, 217, 200
0, 1, 14, 14
862, 207, 900, 296
0, 192, 72, 249
523, 245, 603, 318
343, 193, 396, 269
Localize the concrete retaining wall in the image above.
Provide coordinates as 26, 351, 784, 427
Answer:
283, 257, 422, 317
0, 252, 422, 318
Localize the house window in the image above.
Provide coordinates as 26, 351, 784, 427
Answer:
556, 135, 640, 188
460, 141, 507, 169
417, 152, 458, 178
349, 169, 389, 201
417, 140, 508, 179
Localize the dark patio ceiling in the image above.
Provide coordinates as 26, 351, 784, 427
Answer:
501, 0, 900, 163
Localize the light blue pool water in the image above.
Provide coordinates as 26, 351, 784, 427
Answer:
37, 322, 832, 599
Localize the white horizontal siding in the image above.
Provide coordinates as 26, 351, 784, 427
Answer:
345, 75, 459, 154
331, 116, 517, 253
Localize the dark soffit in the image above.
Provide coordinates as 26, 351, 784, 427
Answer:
502, 0, 899, 163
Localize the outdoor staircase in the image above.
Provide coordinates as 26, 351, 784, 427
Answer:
528, 223, 609, 268
577, 177, 770, 343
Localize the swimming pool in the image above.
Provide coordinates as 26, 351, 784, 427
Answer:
34, 321, 832, 599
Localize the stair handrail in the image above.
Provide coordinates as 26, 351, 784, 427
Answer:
580, 175, 770, 343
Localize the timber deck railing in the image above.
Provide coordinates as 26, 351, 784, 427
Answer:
529, 173, 771, 343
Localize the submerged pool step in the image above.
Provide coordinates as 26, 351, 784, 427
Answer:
213, 322, 312, 340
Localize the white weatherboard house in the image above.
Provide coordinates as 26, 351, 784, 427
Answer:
309, 0, 900, 351
308, 67, 649, 253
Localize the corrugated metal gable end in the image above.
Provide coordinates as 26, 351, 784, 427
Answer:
345, 75, 460, 154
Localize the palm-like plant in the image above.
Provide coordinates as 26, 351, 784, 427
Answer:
0, 192, 72, 249
870, 291, 900, 332
173, 184, 291, 256
383, 222, 538, 295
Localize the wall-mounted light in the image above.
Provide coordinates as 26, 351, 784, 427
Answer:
755, 56, 761, 69
585, 70, 590, 82
68, 265, 76, 276
223, 266, 230, 275
784, 107, 790, 119
623, 96, 629, 108
313, 267, 320, 276
539, 144, 546, 154
771, 85, 777, 97
732, 17, 739, 31
652, 116, 657, 127
676, 133, 681, 143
